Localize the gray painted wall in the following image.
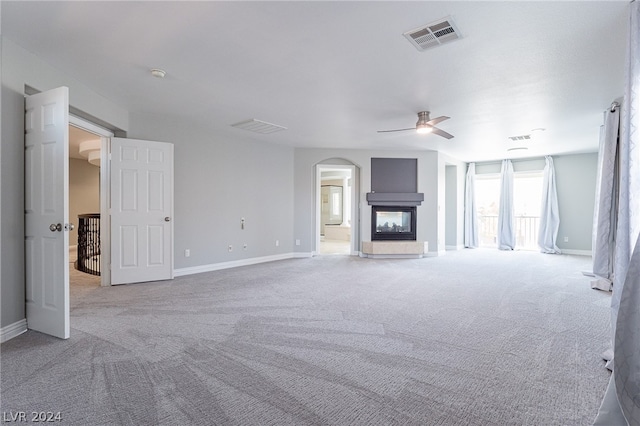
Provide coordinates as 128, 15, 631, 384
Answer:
473, 154, 597, 252
554, 153, 598, 251
0, 37, 295, 330
475, 158, 546, 175
445, 165, 458, 247
1, 37, 129, 330
294, 149, 466, 255
69, 159, 100, 246
127, 112, 295, 269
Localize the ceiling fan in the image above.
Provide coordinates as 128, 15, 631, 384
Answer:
377, 111, 454, 139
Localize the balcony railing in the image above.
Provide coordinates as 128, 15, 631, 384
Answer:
478, 215, 540, 250
76, 213, 100, 276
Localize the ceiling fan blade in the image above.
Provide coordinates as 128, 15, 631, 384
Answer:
426, 116, 450, 126
431, 127, 454, 139
377, 127, 417, 133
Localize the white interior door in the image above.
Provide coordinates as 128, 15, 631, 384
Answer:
25, 87, 70, 339
110, 138, 174, 285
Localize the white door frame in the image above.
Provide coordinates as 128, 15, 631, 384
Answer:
68, 115, 113, 286
314, 163, 359, 255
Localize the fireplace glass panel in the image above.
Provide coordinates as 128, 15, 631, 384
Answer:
375, 211, 411, 234
372, 206, 417, 240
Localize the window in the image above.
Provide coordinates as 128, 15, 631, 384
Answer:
475, 170, 544, 250
475, 174, 500, 247
513, 171, 543, 250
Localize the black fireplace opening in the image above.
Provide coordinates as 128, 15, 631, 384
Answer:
372, 206, 417, 241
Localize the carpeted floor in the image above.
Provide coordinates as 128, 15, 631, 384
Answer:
1, 249, 611, 425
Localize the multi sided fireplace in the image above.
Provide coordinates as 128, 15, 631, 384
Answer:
366, 158, 423, 243
371, 206, 417, 241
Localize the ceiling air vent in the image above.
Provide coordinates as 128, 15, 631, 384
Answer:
403, 17, 462, 51
231, 119, 287, 134
508, 134, 532, 141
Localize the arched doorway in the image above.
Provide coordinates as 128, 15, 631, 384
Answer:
314, 159, 360, 255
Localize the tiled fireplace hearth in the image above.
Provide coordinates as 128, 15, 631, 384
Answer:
361, 240, 428, 258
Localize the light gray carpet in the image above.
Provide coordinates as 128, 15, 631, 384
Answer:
1, 249, 611, 425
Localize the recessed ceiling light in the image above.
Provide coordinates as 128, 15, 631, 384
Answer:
150, 68, 166, 78
531, 127, 546, 133
507, 147, 528, 152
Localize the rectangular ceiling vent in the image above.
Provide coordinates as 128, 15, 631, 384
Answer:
508, 134, 532, 141
231, 119, 287, 134
404, 17, 462, 51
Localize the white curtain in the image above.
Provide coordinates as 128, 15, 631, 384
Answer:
537, 156, 561, 254
464, 163, 479, 248
591, 108, 620, 291
497, 159, 515, 250
595, 1, 640, 424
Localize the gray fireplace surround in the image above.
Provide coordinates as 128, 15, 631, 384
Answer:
366, 158, 424, 207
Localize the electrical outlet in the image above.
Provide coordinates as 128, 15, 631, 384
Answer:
564, 237, 569, 243
243, 243, 247, 250
295, 239, 301, 246
228, 245, 233, 252
184, 249, 190, 257
275, 240, 279, 247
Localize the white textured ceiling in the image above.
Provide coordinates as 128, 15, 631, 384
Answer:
2, 1, 629, 162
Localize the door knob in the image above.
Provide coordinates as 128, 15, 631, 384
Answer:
49, 223, 62, 232
65, 223, 75, 231
164, 217, 171, 222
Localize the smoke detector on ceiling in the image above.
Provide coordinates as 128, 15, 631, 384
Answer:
150, 68, 166, 78
403, 17, 462, 51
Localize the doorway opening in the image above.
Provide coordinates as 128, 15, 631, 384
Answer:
315, 163, 359, 255
68, 116, 113, 287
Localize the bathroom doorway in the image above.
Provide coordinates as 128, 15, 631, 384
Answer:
315, 163, 359, 255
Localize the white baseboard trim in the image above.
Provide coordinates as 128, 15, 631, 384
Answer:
174, 253, 304, 277
561, 249, 592, 256
1, 319, 27, 343
361, 253, 424, 259
294, 252, 313, 258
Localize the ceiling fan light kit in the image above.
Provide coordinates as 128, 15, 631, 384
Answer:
416, 111, 433, 134
378, 111, 454, 139
416, 125, 432, 134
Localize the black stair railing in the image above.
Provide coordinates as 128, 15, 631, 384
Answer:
76, 213, 100, 276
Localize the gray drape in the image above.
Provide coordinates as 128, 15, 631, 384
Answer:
497, 160, 515, 250
594, 1, 640, 423
591, 108, 620, 290
464, 163, 479, 248
537, 156, 561, 254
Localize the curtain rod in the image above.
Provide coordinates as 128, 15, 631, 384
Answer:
610, 101, 620, 112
